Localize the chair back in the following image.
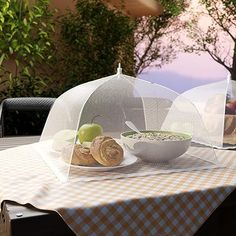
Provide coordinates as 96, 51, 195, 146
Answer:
0, 97, 56, 137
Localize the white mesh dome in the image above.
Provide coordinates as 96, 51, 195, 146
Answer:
34, 66, 219, 182
181, 74, 236, 149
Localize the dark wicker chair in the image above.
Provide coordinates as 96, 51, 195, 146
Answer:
0, 97, 56, 137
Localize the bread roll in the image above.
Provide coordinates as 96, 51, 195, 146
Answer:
90, 136, 124, 167
62, 144, 98, 166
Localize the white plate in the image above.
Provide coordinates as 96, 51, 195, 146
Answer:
69, 152, 138, 172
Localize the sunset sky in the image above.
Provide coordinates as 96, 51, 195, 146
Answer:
143, 52, 227, 79
140, 52, 228, 93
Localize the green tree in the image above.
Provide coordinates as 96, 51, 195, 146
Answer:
0, 0, 54, 100
57, 0, 135, 90
55, 0, 186, 92
105, 0, 188, 74
0, 0, 187, 99
184, 0, 236, 80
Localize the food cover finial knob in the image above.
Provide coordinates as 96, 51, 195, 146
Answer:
117, 63, 122, 76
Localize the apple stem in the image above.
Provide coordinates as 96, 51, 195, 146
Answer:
91, 115, 101, 123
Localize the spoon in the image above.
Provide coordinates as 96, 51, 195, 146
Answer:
125, 121, 142, 134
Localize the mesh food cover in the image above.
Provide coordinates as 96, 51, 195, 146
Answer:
34, 66, 219, 182
182, 74, 236, 149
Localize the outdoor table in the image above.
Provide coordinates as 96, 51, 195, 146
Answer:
0, 136, 236, 236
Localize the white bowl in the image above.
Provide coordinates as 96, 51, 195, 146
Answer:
120, 130, 192, 162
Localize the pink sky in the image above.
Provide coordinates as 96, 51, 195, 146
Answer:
140, 53, 227, 93
149, 52, 228, 80
142, 0, 230, 82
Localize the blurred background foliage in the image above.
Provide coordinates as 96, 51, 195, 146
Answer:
0, 0, 55, 99
56, 0, 136, 92
0, 0, 186, 100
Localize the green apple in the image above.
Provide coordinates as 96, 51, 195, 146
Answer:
78, 123, 103, 143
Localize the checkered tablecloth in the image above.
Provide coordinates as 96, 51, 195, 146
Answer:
0, 138, 236, 236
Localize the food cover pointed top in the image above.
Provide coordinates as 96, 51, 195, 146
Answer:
34, 65, 218, 182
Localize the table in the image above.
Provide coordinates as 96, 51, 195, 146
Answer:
1, 136, 236, 236
0, 136, 39, 151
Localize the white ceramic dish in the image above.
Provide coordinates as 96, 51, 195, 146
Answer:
121, 130, 192, 162
65, 152, 138, 172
